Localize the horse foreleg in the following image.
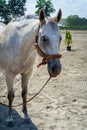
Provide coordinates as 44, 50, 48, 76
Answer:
6, 71, 15, 124
21, 72, 31, 119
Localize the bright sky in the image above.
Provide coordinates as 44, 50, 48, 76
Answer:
25, 0, 87, 18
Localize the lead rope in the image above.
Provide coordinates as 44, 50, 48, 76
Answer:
0, 77, 51, 107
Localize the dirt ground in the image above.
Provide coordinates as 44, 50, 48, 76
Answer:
0, 30, 87, 130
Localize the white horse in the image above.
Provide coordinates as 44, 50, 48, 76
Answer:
0, 22, 6, 34
0, 9, 62, 126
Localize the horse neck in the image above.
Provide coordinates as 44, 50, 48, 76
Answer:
22, 20, 39, 41
19, 19, 39, 54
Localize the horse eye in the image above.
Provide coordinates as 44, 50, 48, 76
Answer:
41, 35, 47, 42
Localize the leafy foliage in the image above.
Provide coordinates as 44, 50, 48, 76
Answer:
8, 0, 26, 18
64, 31, 72, 46
35, 0, 55, 16
66, 15, 87, 27
0, 0, 11, 23
0, 0, 26, 24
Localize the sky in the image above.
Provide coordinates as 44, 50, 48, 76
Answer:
25, 0, 87, 18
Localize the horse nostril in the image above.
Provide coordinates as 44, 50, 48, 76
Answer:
52, 65, 61, 74
52, 66, 57, 73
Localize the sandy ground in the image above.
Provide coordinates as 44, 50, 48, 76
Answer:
0, 30, 87, 130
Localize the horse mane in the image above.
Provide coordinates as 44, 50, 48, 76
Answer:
12, 14, 38, 22
8, 15, 39, 31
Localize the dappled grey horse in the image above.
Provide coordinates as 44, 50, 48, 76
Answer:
0, 9, 62, 126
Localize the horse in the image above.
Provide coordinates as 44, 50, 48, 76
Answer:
0, 22, 6, 34
0, 9, 62, 126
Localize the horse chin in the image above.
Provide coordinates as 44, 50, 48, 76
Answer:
48, 71, 61, 77
49, 73, 58, 77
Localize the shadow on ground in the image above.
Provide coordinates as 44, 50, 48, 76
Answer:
0, 104, 38, 130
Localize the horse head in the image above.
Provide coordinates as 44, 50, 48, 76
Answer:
35, 9, 62, 77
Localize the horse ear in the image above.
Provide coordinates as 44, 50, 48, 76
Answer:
39, 9, 45, 23
54, 9, 62, 23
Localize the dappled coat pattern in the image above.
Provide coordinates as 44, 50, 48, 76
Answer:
0, 9, 62, 127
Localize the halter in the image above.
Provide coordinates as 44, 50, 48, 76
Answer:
34, 23, 62, 67
35, 43, 62, 67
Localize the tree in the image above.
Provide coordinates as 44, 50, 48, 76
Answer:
66, 15, 87, 27
8, 0, 26, 18
0, 0, 11, 24
0, 0, 26, 24
35, 0, 55, 16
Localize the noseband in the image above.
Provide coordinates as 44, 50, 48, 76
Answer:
34, 23, 62, 67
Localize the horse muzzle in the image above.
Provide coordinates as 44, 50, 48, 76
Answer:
47, 59, 62, 77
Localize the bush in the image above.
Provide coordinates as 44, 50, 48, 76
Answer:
64, 30, 72, 46
59, 26, 87, 30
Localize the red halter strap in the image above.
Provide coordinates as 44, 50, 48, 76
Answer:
35, 43, 62, 67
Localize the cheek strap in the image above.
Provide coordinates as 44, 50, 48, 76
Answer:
34, 43, 62, 67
